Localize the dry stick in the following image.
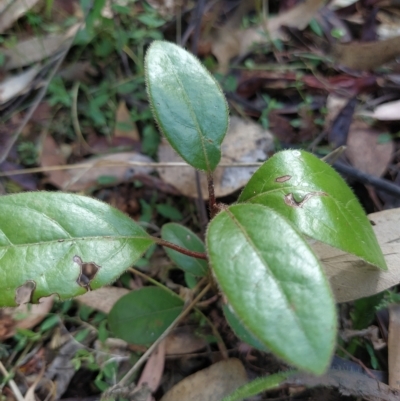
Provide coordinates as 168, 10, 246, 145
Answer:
107, 282, 212, 392
0, 361, 24, 401
337, 344, 376, 380
153, 237, 207, 260
207, 172, 219, 218
128, 267, 228, 359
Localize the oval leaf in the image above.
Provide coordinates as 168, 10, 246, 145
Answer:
145, 40, 229, 172
207, 204, 336, 374
108, 287, 184, 345
238, 150, 387, 270
161, 223, 208, 276
0, 192, 153, 307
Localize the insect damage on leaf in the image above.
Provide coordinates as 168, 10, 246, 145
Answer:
73, 255, 101, 291
284, 192, 327, 208
15, 280, 36, 305
275, 175, 292, 183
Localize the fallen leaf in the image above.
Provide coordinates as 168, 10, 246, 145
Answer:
0, 66, 40, 105
24, 365, 45, 401
0, 296, 54, 341
332, 35, 400, 70
328, 97, 357, 148
160, 358, 248, 401
165, 327, 207, 355
77, 287, 129, 314
360, 99, 400, 121
345, 121, 394, 177
2, 24, 80, 70
114, 101, 140, 141
212, 0, 327, 72
157, 116, 274, 199
0, 0, 40, 33
138, 340, 166, 401
314, 207, 400, 303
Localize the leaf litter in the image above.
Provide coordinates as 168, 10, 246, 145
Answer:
3, 0, 400, 400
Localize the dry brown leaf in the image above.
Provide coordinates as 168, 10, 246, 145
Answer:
345, 121, 393, 177
2, 24, 80, 70
0, 66, 40, 105
314, 207, 400, 303
212, 0, 326, 73
0, 0, 40, 33
114, 101, 140, 141
389, 305, 400, 389
165, 327, 207, 355
157, 116, 274, 200
332, 35, 400, 70
138, 340, 166, 401
160, 358, 247, 401
77, 287, 129, 314
0, 296, 54, 341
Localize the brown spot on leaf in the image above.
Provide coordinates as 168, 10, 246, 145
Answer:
275, 175, 291, 183
73, 255, 101, 291
15, 280, 36, 305
284, 192, 327, 208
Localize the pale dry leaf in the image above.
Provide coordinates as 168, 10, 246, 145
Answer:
0, 296, 54, 341
328, 0, 358, 9
138, 340, 166, 400
0, 0, 13, 15
360, 99, 400, 121
114, 101, 140, 141
324, 94, 348, 131
24, 365, 45, 401
77, 287, 129, 314
377, 10, 400, 40
165, 327, 207, 355
345, 121, 393, 177
160, 358, 248, 401
0, 65, 40, 104
332, 35, 400, 70
212, 0, 326, 73
2, 24, 80, 70
157, 116, 274, 200
0, 0, 40, 33
313, 207, 400, 303
389, 305, 400, 389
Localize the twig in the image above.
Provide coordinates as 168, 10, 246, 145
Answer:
0, 361, 24, 401
106, 283, 212, 393
207, 172, 218, 217
337, 344, 376, 380
152, 237, 208, 260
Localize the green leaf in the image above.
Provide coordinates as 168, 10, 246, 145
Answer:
161, 223, 208, 276
145, 40, 229, 172
156, 204, 183, 221
0, 192, 154, 307
207, 204, 336, 374
108, 287, 184, 345
223, 305, 269, 352
238, 150, 387, 270
221, 370, 296, 401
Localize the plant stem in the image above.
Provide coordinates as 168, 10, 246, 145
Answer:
207, 172, 218, 218
152, 237, 208, 260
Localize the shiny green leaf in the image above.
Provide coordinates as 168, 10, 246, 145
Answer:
223, 305, 269, 352
239, 150, 387, 270
207, 204, 336, 374
145, 40, 229, 172
0, 192, 153, 307
108, 287, 184, 345
161, 223, 208, 276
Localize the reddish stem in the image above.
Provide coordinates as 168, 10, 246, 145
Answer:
207, 172, 218, 218
154, 238, 208, 260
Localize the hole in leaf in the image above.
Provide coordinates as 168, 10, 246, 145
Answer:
73, 255, 101, 291
15, 280, 36, 305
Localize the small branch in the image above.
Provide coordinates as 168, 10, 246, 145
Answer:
153, 237, 208, 260
207, 172, 219, 218
0, 361, 24, 401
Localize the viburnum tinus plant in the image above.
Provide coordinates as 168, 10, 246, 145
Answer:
0, 41, 386, 378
